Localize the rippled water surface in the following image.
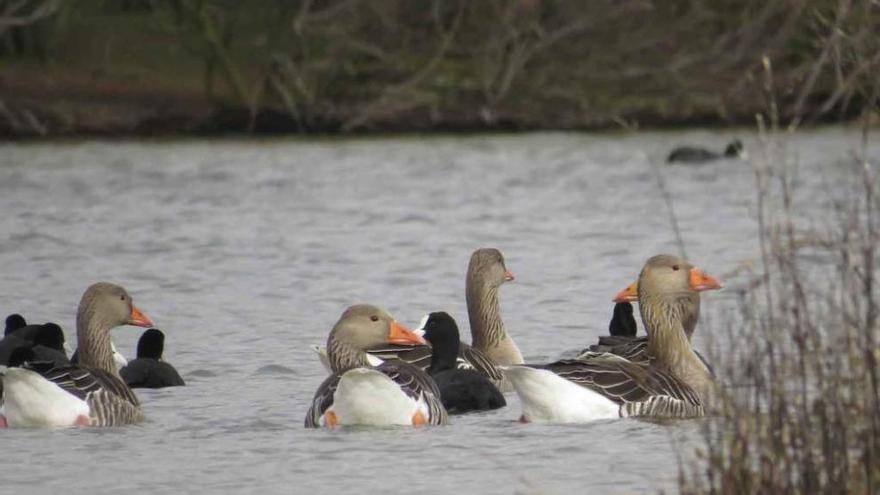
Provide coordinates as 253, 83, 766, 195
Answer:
0, 129, 875, 494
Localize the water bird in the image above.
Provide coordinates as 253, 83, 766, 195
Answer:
418, 311, 505, 414
29, 323, 70, 367
305, 304, 447, 428
505, 255, 721, 423
0, 283, 154, 428
120, 328, 185, 388
667, 139, 745, 163
4, 314, 27, 335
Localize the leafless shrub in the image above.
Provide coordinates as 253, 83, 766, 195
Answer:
677, 62, 879, 494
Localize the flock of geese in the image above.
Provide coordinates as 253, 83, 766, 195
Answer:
0, 247, 721, 429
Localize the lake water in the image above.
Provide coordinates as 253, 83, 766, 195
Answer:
0, 128, 875, 494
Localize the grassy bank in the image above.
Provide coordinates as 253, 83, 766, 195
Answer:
1, 0, 878, 138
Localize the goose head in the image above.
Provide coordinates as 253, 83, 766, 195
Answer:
627, 255, 720, 337
467, 248, 515, 289
636, 255, 721, 300
327, 304, 425, 372
79, 282, 154, 332
75, 283, 153, 372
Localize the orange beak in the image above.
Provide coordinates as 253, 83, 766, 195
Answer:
689, 267, 722, 292
128, 305, 154, 328
504, 270, 515, 282
387, 320, 426, 345
612, 281, 639, 303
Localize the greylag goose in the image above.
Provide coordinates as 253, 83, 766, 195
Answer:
504, 255, 721, 422
667, 139, 745, 163
466, 248, 521, 366
120, 329, 185, 389
418, 312, 505, 414
0, 283, 153, 428
305, 305, 448, 428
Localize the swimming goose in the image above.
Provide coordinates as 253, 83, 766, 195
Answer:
0, 283, 153, 428
505, 255, 721, 423
418, 312, 505, 414
305, 305, 448, 428
667, 139, 745, 163
120, 329, 185, 389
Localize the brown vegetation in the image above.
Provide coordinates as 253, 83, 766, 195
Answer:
0, 0, 878, 136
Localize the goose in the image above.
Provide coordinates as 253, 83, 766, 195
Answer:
305, 304, 448, 428
0, 283, 153, 428
310, 248, 515, 383
505, 255, 721, 423
667, 139, 745, 163
466, 248, 521, 366
418, 311, 505, 414
120, 329, 185, 389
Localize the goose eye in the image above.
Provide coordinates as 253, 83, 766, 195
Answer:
120, 295, 126, 301
672, 264, 680, 271
370, 315, 379, 322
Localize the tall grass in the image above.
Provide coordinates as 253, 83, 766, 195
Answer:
677, 112, 879, 493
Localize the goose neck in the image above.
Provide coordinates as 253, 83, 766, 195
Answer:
641, 295, 710, 383
327, 337, 370, 373
466, 282, 505, 350
75, 303, 118, 374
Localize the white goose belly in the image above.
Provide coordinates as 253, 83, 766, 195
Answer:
2, 368, 90, 428
504, 366, 620, 423
327, 368, 426, 426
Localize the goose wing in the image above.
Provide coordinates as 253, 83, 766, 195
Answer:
457, 342, 504, 381
581, 338, 715, 377
21, 361, 143, 426
582, 336, 651, 365
366, 342, 502, 384
366, 344, 433, 371
538, 353, 704, 418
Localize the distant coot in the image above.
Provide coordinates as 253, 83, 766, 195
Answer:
667, 139, 744, 163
